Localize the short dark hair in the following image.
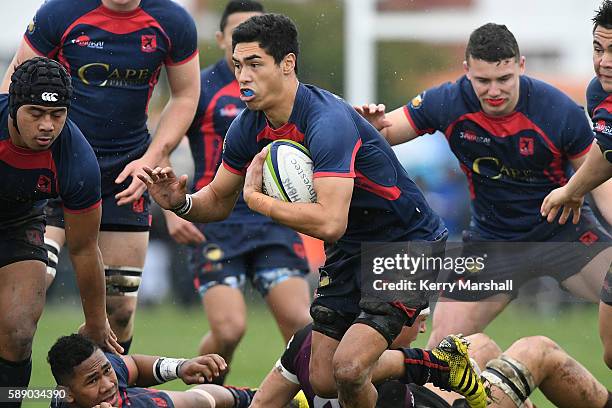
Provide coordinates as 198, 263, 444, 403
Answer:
48, 334, 98, 385
465, 23, 520, 63
593, 1, 612, 32
219, 0, 264, 32
232, 13, 299, 72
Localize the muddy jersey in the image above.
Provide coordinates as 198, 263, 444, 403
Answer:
587, 77, 612, 164
406, 75, 594, 240
25, 0, 198, 165
0, 94, 100, 229
223, 83, 445, 253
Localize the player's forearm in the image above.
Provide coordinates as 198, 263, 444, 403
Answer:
69, 248, 108, 326
591, 178, 612, 225
182, 184, 238, 223
247, 192, 346, 242
568, 147, 612, 198
130, 355, 164, 386
143, 95, 197, 164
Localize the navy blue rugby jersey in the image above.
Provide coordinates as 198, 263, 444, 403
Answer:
587, 77, 612, 163
24, 0, 198, 159
222, 83, 445, 253
51, 353, 174, 408
406, 75, 594, 240
0, 94, 100, 229
186, 59, 263, 223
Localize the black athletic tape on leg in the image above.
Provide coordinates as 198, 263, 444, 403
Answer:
485, 367, 527, 401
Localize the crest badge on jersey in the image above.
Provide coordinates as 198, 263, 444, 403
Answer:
141, 35, 157, 53
519, 136, 534, 156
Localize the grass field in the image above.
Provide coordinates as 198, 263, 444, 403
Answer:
26, 300, 611, 408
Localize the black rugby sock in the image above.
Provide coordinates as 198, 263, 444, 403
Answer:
0, 355, 32, 407
400, 348, 450, 388
119, 337, 133, 355
225, 386, 256, 408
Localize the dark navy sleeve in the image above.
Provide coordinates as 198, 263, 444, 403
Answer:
24, 0, 76, 57
106, 353, 129, 387
587, 79, 612, 163
57, 121, 101, 212
560, 102, 594, 160
308, 109, 360, 178
160, 2, 198, 65
404, 82, 456, 136
221, 112, 252, 175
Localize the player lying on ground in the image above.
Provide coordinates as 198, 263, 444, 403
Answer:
253, 324, 612, 407
47, 334, 260, 408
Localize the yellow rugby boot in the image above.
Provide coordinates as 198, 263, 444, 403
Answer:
431, 334, 488, 408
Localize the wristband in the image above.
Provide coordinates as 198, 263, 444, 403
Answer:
153, 357, 189, 382
172, 194, 193, 217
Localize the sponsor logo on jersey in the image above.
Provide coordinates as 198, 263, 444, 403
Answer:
77, 63, 152, 87
595, 119, 612, 136
141, 35, 157, 53
219, 104, 243, 118
459, 130, 491, 145
71, 35, 104, 49
519, 136, 534, 156
472, 156, 536, 182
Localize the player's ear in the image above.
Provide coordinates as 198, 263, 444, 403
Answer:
60, 386, 75, 404
463, 60, 470, 77
518, 56, 526, 74
215, 31, 225, 49
282, 53, 296, 75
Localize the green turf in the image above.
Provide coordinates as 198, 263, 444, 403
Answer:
26, 301, 610, 407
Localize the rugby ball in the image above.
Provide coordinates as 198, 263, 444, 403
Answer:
262, 140, 317, 203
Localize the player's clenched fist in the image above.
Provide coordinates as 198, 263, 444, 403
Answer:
179, 354, 228, 384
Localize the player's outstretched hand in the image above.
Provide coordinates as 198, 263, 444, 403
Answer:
163, 210, 205, 245
179, 354, 228, 384
115, 157, 150, 206
138, 166, 189, 210
78, 318, 124, 355
541, 185, 584, 225
243, 146, 268, 202
354, 103, 392, 131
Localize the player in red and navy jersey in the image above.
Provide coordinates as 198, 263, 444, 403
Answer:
140, 14, 488, 408
0, 0, 200, 354
358, 23, 612, 349
162, 1, 310, 379
0, 57, 120, 397
541, 1, 612, 371
48, 333, 262, 408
